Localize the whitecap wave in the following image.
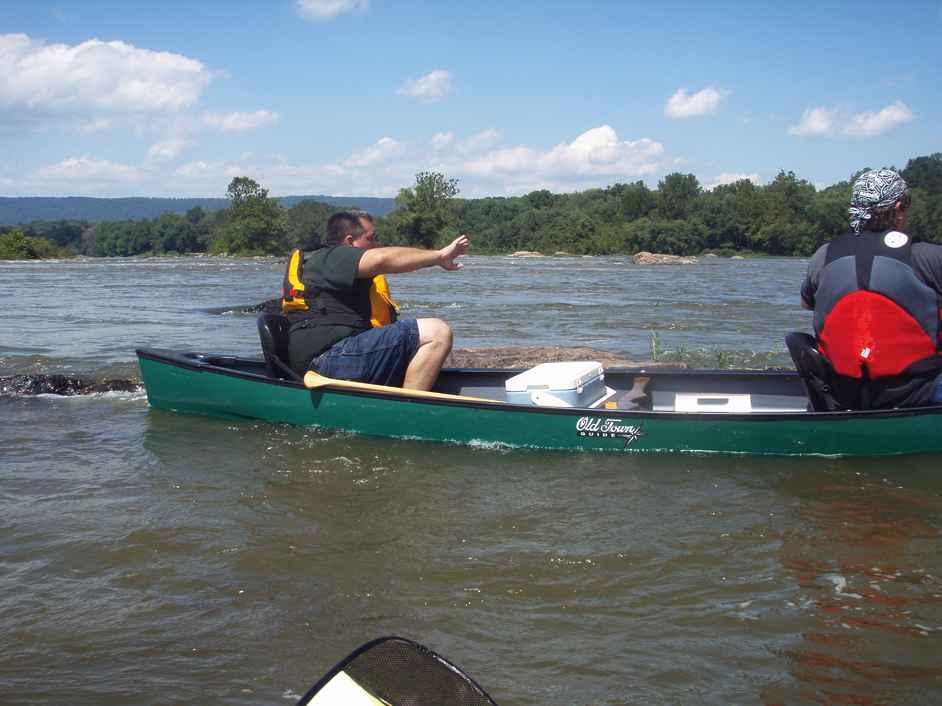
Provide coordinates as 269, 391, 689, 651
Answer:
36, 389, 147, 402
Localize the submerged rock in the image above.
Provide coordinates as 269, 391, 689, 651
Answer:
631, 251, 698, 265
509, 250, 544, 257
203, 299, 282, 316
0, 374, 142, 396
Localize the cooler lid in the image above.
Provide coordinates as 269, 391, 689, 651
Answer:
504, 361, 604, 392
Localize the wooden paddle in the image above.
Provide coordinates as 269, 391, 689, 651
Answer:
303, 371, 502, 404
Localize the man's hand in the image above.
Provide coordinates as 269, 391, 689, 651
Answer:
438, 235, 470, 271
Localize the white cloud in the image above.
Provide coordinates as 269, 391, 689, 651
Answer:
707, 172, 760, 190
456, 129, 502, 154
397, 69, 453, 102
34, 156, 143, 183
202, 109, 279, 132
296, 0, 367, 20
147, 139, 194, 162
77, 117, 115, 133
175, 161, 214, 177
664, 86, 725, 119
6, 125, 670, 198
431, 132, 455, 150
151, 126, 665, 198
430, 129, 501, 154
342, 137, 405, 168
0, 33, 211, 125
844, 100, 914, 137
788, 106, 838, 136
461, 126, 663, 181
789, 101, 914, 138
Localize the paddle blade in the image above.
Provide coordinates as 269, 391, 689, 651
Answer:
296, 636, 498, 706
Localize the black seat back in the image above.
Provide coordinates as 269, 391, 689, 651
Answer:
784, 331, 848, 411
257, 314, 301, 381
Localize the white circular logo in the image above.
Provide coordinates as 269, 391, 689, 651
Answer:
884, 231, 908, 248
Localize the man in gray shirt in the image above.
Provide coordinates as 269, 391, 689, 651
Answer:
800, 169, 942, 408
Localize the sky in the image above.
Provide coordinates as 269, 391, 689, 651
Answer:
1, 0, 940, 199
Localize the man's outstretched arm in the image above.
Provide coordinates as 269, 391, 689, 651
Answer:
357, 235, 469, 278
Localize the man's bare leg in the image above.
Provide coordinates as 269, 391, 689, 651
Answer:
403, 318, 453, 391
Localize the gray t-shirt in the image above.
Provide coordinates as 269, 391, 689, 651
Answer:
801, 235, 942, 308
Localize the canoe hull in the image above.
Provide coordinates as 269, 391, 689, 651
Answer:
137, 350, 942, 457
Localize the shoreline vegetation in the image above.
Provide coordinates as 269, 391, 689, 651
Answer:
2, 154, 940, 262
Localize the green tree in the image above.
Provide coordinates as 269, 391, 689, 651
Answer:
908, 188, 942, 244
608, 181, 657, 221
902, 153, 942, 194
286, 199, 336, 249
0, 227, 69, 259
526, 189, 556, 210
186, 206, 206, 224
25, 220, 88, 249
211, 177, 289, 255
762, 170, 815, 225
389, 171, 460, 248
809, 184, 850, 240
656, 173, 701, 220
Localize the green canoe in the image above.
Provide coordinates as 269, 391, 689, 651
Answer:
137, 348, 942, 457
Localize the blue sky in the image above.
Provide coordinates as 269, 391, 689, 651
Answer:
1, 0, 940, 199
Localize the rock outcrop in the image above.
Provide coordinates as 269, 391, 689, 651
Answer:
631, 251, 698, 265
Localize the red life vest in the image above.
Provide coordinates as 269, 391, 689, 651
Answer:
813, 231, 942, 381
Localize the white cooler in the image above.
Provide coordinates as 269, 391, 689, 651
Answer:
505, 361, 610, 407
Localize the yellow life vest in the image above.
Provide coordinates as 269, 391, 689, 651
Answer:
282, 249, 399, 327
369, 274, 399, 327
282, 248, 308, 313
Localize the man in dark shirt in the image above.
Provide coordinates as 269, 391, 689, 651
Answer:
800, 169, 942, 407
287, 211, 469, 391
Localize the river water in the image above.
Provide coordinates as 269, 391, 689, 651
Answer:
1, 255, 940, 705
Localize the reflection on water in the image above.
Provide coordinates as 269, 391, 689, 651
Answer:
768, 467, 942, 704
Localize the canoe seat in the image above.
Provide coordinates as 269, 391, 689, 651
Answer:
257, 313, 301, 381
784, 332, 846, 411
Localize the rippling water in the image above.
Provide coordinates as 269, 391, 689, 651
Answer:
2, 255, 941, 705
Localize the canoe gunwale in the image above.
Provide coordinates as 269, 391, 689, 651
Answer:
135, 348, 942, 423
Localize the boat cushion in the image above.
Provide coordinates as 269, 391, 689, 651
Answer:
257, 313, 300, 381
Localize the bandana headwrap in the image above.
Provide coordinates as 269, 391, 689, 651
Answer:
848, 168, 909, 234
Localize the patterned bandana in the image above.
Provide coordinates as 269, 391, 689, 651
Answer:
848, 169, 909, 234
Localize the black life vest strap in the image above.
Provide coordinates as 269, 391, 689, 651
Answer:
901, 353, 942, 377
287, 287, 371, 332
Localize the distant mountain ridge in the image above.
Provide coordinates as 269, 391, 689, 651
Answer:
0, 195, 398, 224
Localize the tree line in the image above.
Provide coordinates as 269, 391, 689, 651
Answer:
3, 153, 941, 260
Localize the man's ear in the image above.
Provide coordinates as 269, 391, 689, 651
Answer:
342, 234, 354, 246
894, 199, 909, 228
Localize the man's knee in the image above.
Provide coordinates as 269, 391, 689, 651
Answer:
417, 318, 452, 347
